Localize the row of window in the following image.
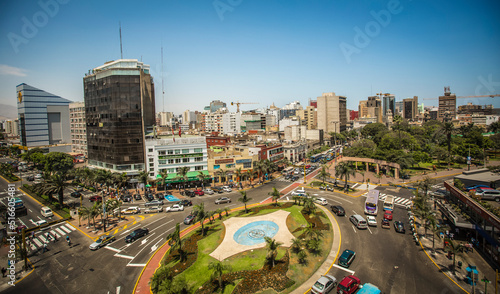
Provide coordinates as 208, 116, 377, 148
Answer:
149, 148, 203, 154
156, 157, 204, 165
158, 166, 205, 174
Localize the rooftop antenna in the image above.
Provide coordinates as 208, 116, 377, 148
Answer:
119, 22, 123, 59
161, 45, 165, 112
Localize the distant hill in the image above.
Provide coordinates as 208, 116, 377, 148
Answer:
0, 104, 17, 120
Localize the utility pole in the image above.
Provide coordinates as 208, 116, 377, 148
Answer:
468, 146, 471, 171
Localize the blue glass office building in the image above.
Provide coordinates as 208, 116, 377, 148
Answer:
16, 83, 72, 150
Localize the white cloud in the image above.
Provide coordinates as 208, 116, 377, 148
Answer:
0, 64, 27, 77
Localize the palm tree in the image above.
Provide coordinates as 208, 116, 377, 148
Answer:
136, 170, 149, 191
303, 197, 317, 215
415, 177, 435, 199
194, 202, 207, 236
215, 169, 227, 186
488, 120, 500, 134
175, 166, 190, 190
268, 187, 281, 206
196, 171, 209, 188
224, 207, 229, 217
318, 166, 330, 185
444, 238, 462, 273
429, 218, 448, 254
208, 261, 232, 289
264, 237, 283, 267
158, 169, 169, 191
216, 208, 223, 220
335, 162, 355, 192
40, 173, 71, 206
150, 266, 172, 294
290, 238, 303, 253
306, 238, 322, 255
303, 223, 324, 240
88, 201, 101, 228
166, 223, 187, 262
375, 172, 382, 184
238, 190, 252, 213
244, 170, 255, 186
234, 167, 243, 184
254, 160, 266, 183
393, 115, 404, 147
78, 206, 91, 227
440, 122, 455, 170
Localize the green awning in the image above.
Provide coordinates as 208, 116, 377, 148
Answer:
162, 170, 210, 184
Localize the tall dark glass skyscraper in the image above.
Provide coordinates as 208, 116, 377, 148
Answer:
83, 59, 155, 174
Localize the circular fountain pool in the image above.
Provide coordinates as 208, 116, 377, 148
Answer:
233, 221, 279, 246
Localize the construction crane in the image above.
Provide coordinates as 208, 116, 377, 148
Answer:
423, 94, 500, 100
231, 101, 259, 112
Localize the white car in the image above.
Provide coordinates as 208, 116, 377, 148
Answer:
204, 188, 214, 195
315, 197, 328, 206
222, 186, 232, 192
144, 206, 163, 213
367, 215, 377, 227
121, 206, 140, 214
35, 174, 43, 179
165, 204, 184, 212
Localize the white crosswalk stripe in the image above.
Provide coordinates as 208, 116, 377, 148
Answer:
55, 228, 66, 236
60, 225, 72, 234
352, 183, 359, 189
65, 224, 76, 231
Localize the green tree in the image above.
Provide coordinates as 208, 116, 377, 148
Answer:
238, 190, 252, 213
43, 152, 74, 175
175, 166, 190, 190
194, 202, 207, 236
159, 169, 169, 190
335, 162, 355, 192
166, 223, 187, 262
440, 122, 455, 169
136, 170, 149, 190
215, 169, 227, 186
264, 237, 283, 267
302, 223, 323, 241
196, 171, 209, 188
39, 173, 71, 206
318, 165, 330, 185
208, 261, 232, 289
268, 187, 281, 206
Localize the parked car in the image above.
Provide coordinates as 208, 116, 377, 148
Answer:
89, 195, 102, 202
338, 249, 356, 268
70, 191, 81, 198
311, 274, 337, 294
366, 216, 377, 227
394, 221, 405, 233
36, 219, 48, 227
178, 199, 193, 207
145, 200, 164, 206
204, 188, 214, 195
122, 195, 132, 202
184, 190, 195, 197
326, 185, 334, 192
381, 219, 391, 229
125, 228, 149, 243
184, 211, 198, 225
194, 189, 205, 196
144, 206, 163, 213
89, 235, 115, 250
337, 275, 361, 294
35, 174, 43, 179
215, 197, 231, 204
134, 194, 142, 200
320, 185, 326, 190
383, 210, 393, 221
165, 204, 184, 212
213, 187, 224, 194
222, 186, 232, 192
330, 205, 345, 216
156, 193, 165, 200
466, 184, 491, 191
146, 194, 154, 201
315, 197, 328, 206
121, 206, 140, 214
27, 175, 34, 181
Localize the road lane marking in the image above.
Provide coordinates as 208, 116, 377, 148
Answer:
114, 253, 134, 259
65, 224, 76, 231
351, 226, 357, 233
141, 232, 156, 245
104, 246, 121, 253
367, 227, 373, 234
60, 225, 72, 234
127, 263, 146, 267
55, 228, 66, 236
116, 286, 121, 294
332, 264, 355, 275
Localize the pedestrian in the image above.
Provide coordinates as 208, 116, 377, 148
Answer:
1, 267, 6, 277
42, 243, 47, 253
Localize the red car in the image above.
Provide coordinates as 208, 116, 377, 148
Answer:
337, 275, 360, 294
89, 195, 103, 202
194, 189, 204, 196
383, 210, 393, 221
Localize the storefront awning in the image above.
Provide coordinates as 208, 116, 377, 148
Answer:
161, 170, 211, 184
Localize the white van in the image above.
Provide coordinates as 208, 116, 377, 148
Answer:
41, 206, 53, 217
479, 189, 500, 202
349, 215, 368, 229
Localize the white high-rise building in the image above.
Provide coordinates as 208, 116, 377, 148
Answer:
222, 112, 242, 135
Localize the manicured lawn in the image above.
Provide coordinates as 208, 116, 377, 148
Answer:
159, 204, 333, 293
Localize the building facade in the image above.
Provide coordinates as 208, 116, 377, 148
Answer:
403, 96, 419, 121
83, 59, 155, 174
317, 92, 347, 134
383, 94, 395, 118
145, 137, 208, 182
69, 101, 87, 157
296, 106, 317, 129
283, 140, 307, 163
16, 83, 72, 151
439, 87, 457, 121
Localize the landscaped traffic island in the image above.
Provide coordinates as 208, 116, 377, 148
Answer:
150, 201, 333, 294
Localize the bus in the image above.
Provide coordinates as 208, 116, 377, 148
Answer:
310, 154, 323, 163
364, 190, 380, 215
383, 195, 395, 211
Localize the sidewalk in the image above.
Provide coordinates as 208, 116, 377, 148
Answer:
0, 242, 33, 292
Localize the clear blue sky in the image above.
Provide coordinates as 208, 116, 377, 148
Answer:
1, 0, 499, 115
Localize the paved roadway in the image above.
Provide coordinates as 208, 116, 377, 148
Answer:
1, 166, 463, 294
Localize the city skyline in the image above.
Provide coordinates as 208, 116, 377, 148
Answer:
1, 0, 500, 115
